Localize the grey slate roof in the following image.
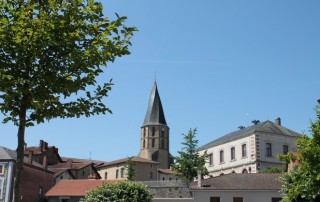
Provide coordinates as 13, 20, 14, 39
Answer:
0, 146, 17, 160
143, 81, 167, 126
190, 173, 282, 190
197, 121, 301, 151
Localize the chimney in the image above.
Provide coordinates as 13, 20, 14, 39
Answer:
43, 155, 48, 170
44, 141, 48, 151
275, 117, 281, 126
28, 151, 34, 164
67, 159, 73, 169
39, 140, 44, 152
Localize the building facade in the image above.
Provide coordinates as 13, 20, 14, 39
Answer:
197, 118, 301, 177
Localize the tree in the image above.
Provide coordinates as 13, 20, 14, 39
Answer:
172, 128, 208, 184
261, 166, 284, 174
82, 181, 152, 202
0, 1, 136, 201
125, 156, 135, 181
280, 104, 320, 202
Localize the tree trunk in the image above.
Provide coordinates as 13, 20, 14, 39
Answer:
14, 106, 27, 202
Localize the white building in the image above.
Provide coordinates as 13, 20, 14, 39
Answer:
197, 118, 301, 177
190, 173, 283, 202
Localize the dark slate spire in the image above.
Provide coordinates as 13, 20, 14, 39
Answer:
143, 81, 167, 126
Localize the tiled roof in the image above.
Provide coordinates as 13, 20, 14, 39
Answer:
61, 157, 106, 166
158, 168, 175, 174
97, 156, 159, 169
197, 121, 301, 151
45, 180, 122, 196
190, 173, 282, 190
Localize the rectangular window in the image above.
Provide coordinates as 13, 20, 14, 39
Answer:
266, 143, 272, 157
233, 197, 243, 202
104, 172, 108, 179
242, 144, 247, 157
116, 169, 119, 179
0, 164, 4, 175
150, 172, 153, 180
208, 153, 213, 166
210, 197, 220, 202
283, 145, 288, 154
272, 198, 282, 202
0, 177, 4, 200
231, 147, 235, 160
120, 168, 125, 178
220, 150, 224, 163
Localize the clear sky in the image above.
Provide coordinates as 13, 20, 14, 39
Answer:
1, 0, 319, 162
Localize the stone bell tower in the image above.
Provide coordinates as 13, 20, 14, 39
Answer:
138, 81, 171, 169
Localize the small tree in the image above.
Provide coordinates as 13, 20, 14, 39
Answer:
280, 104, 320, 202
0, 1, 136, 201
82, 181, 152, 202
172, 128, 208, 184
125, 156, 135, 181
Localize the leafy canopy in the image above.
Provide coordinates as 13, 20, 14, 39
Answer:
280, 105, 320, 202
0, 0, 136, 126
172, 128, 208, 183
82, 181, 152, 202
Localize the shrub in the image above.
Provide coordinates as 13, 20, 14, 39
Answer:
82, 181, 152, 202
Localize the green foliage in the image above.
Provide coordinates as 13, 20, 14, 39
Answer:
172, 128, 208, 184
0, 1, 136, 201
82, 181, 152, 202
125, 156, 135, 181
261, 166, 284, 174
280, 105, 320, 202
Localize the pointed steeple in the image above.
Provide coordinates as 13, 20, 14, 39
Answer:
143, 81, 167, 126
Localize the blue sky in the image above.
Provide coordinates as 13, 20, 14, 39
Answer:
1, 0, 319, 161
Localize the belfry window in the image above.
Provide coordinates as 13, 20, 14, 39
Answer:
152, 127, 155, 136
143, 128, 146, 137
152, 139, 155, 148
143, 140, 146, 148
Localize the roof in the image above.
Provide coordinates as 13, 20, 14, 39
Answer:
197, 120, 301, 151
45, 179, 122, 197
158, 168, 176, 174
0, 146, 53, 173
61, 157, 106, 166
190, 173, 282, 190
97, 156, 159, 169
0, 146, 17, 160
143, 81, 167, 126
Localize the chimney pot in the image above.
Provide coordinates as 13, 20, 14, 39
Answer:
275, 117, 281, 126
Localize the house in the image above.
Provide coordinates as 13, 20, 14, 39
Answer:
48, 159, 101, 185
25, 140, 102, 184
197, 118, 301, 177
0, 146, 54, 202
190, 173, 283, 202
45, 179, 121, 202
96, 156, 159, 181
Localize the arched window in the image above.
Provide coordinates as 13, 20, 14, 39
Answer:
143, 128, 146, 137
143, 140, 146, 148
161, 139, 165, 149
152, 139, 155, 148
152, 127, 155, 136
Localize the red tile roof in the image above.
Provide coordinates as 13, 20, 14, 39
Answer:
97, 156, 159, 169
190, 173, 282, 190
45, 180, 122, 196
158, 168, 176, 174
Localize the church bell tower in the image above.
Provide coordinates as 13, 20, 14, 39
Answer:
138, 81, 170, 169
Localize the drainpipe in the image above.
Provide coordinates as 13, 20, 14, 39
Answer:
197, 171, 201, 187
5, 162, 14, 202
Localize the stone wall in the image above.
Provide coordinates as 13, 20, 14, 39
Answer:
149, 187, 192, 198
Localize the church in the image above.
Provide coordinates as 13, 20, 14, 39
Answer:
96, 81, 176, 181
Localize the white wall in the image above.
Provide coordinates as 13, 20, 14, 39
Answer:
193, 190, 281, 202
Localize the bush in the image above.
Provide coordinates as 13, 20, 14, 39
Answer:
82, 181, 152, 202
